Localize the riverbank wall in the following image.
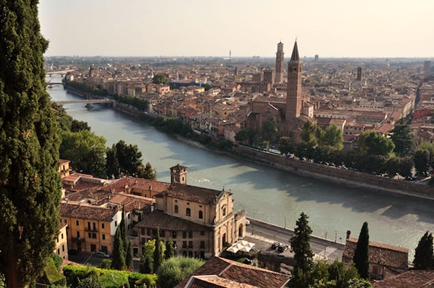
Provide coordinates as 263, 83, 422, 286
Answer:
235, 145, 434, 201
62, 86, 434, 201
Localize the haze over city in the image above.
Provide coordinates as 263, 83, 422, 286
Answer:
39, 0, 434, 58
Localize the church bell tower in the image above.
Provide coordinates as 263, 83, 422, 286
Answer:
285, 41, 302, 120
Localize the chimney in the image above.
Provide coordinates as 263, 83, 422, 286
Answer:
346, 230, 351, 240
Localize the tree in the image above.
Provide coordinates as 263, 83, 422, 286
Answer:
261, 116, 279, 143
59, 129, 107, 178
152, 73, 169, 85
111, 229, 126, 270
358, 131, 395, 156
413, 231, 433, 270
0, 1, 62, 287
301, 120, 320, 144
153, 228, 164, 273
279, 137, 295, 156
414, 149, 431, 176
140, 240, 156, 274
353, 222, 370, 279
125, 240, 133, 271
320, 125, 344, 149
389, 122, 414, 156
165, 239, 175, 260
71, 119, 90, 132
235, 128, 255, 144
156, 257, 205, 288
290, 213, 314, 277
137, 162, 157, 180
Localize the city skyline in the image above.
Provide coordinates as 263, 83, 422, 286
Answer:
39, 0, 434, 58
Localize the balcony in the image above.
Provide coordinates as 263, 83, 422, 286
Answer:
85, 227, 98, 232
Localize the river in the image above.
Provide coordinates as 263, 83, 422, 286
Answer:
47, 76, 433, 258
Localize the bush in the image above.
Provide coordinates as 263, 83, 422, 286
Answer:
51, 253, 63, 272
98, 271, 129, 288
63, 264, 156, 288
99, 259, 112, 269
156, 256, 205, 288
41, 258, 66, 287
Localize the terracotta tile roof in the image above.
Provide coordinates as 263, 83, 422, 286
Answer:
373, 270, 434, 288
187, 276, 257, 288
135, 210, 210, 231
60, 203, 118, 222
102, 177, 169, 194
164, 183, 227, 204
175, 257, 290, 288
343, 238, 408, 270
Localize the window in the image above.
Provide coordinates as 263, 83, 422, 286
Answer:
115, 221, 117, 227
88, 233, 92, 238
199, 210, 203, 219
102, 234, 106, 240
57, 248, 60, 255
186, 208, 191, 217
92, 233, 97, 239
182, 241, 187, 248
188, 241, 193, 249
102, 223, 105, 229
77, 231, 80, 238
147, 228, 151, 236
64, 219, 67, 224
61, 233, 64, 239
200, 231, 205, 236
189, 231, 193, 238
128, 214, 130, 219
76, 220, 79, 226
200, 241, 205, 249
172, 231, 177, 239
183, 231, 187, 238
161, 230, 166, 237
174, 205, 179, 214
62, 244, 65, 252
222, 206, 226, 216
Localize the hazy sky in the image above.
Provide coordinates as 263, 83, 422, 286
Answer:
39, 0, 434, 58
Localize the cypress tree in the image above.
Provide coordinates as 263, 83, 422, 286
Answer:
125, 240, 133, 271
165, 239, 175, 260
414, 231, 433, 270
291, 212, 314, 273
0, 1, 61, 287
153, 228, 164, 272
353, 222, 370, 279
111, 228, 126, 270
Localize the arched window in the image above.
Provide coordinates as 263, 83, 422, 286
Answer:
186, 208, 191, 217
174, 205, 178, 214
199, 210, 203, 219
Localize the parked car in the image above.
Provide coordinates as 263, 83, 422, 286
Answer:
271, 242, 280, 250
68, 249, 79, 255
278, 244, 289, 252
96, 251, 111, 258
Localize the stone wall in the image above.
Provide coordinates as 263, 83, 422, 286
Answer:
235, 145, 434, 201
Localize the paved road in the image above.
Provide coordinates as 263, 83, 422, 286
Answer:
245, 218, 345, 263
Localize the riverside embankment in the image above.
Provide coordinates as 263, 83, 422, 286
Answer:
65, 84, 434, 202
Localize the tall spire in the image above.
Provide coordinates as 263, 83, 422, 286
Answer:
290, 41, 299, 62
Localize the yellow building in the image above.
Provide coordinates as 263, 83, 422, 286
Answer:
59, 159, 71, 178
54, 223, 69, 260
60, 203, 121, 253
136, 165, 247, 259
